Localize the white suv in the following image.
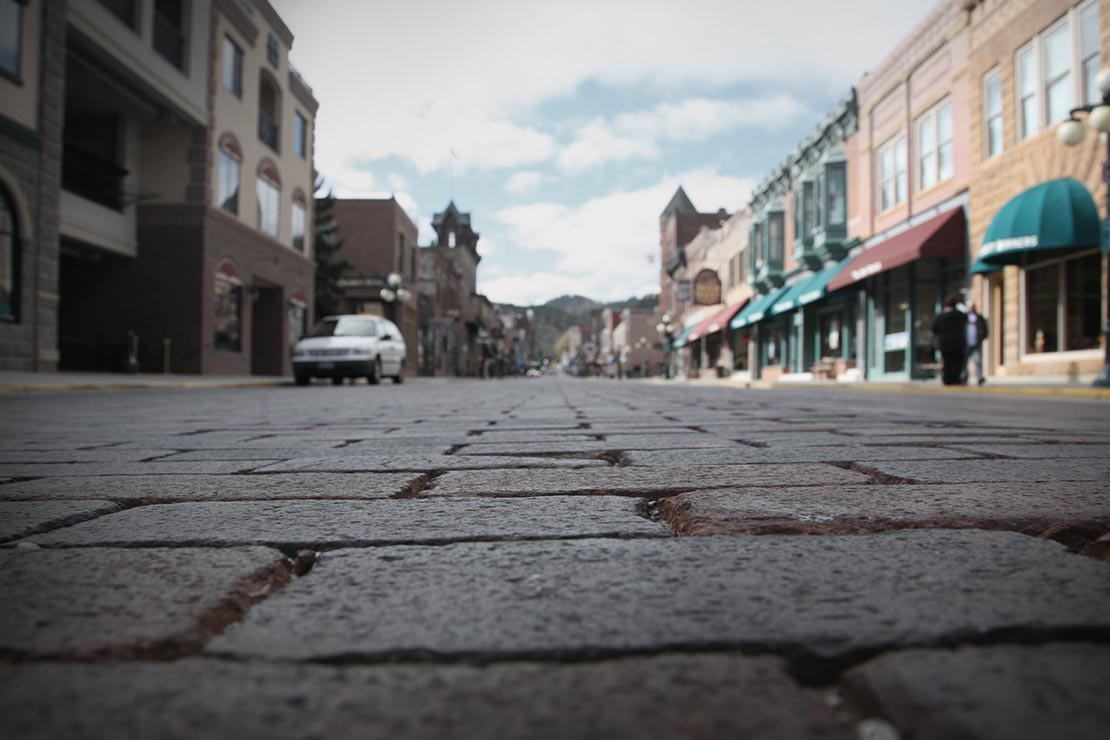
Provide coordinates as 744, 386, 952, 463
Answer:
292, 315, 406, 386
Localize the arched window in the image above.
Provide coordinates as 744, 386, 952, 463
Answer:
256, 159, 281, 238
258, 70, 281, 152
216, 133, 242, 215
0, 185, 20, 322
291, 189, 307, 252
213, 260, 242, 352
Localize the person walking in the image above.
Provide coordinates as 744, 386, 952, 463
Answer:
932, 294, 968, 386
965, 301, 989, 385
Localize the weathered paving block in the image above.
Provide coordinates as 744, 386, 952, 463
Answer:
464, 433, 599, 443
0, 547, 290, 659
659, 483, 1110, 536
0, 461, 277, 477
160, 444, 455, 460
626, 446, 978, 467
851, 458, 1110, 483
456, 441, 613, 456
842, 644, 1110, 740
207, 531, 1110, 663
0, 473, 427, 502
939, 443, 1110, 459
254, 455, 606, 473
0, 500, 121, 542
0, 449, 178, 464
600, 434, 746, 450
0, 654, 854, 740
429, 464, 871, 497
28, 497, 670, 549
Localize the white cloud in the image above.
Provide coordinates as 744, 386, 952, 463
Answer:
558, 95, 811, 173
386, 172, 410, 191
274, 0, 932, 177
486, 167, 753, 303
504, 171, 550, 195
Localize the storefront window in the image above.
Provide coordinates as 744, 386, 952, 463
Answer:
214, 271, 242, 352
0, 186, 19, 321
874, 268, 909, 374
913, 260, 939, 371
819, 314, 841, 359
1065, 252, 1101, 350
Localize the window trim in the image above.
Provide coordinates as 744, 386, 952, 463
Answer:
1079, 0, 1101, 104
222, 35, 243, 98
1016, 42, 1039, 141
877, 134, 907, 212
1019, 247, 1103, 359
983, 67, 1004, 159
1041, 15, 1073, 128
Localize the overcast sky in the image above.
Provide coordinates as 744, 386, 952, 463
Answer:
271, 0, 934, 305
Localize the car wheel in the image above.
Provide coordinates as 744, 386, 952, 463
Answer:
331, 376, 344, 386
392, 360, 404, 384
294, 374, 310, 386
368, 357, 382, 385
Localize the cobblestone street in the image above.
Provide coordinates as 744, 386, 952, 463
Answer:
1, 378, 1109, 739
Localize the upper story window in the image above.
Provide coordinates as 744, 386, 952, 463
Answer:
153, 0, 187, 72
767, 211, 784, 264
396, 233, 405, 272
878, 135, 907, 212
97, 0, 139, 31
222, 36, 242, 97
1, 0, 23, 80
0, 185, 20, 322
257, 168, 280, 238
258, 72, 281, 152
917, 99, 953, 191
1017, 2, 1100, 141
294, 112, 307, 158
1080, 1, 1101, 104
266, 33, 279, 67
217, 150, 240, 215
983, 69, 1004, 158
291, 199, 306, 252
825, 162, 846, 227
749, 222, 764, 273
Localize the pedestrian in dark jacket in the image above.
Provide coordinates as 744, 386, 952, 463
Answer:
932, 294, 967, 386
965, 301, 989, 385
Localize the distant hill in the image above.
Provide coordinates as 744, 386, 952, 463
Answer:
496, 293, 660, 358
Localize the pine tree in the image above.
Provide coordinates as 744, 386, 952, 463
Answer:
313, 175, 351, 319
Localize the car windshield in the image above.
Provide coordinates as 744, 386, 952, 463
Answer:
309, 317, 377, 337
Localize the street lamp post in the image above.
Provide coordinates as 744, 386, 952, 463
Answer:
1058, 67, 1110, 387
655, 313, 674, 379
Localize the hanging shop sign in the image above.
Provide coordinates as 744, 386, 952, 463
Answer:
693, 269, 722, 305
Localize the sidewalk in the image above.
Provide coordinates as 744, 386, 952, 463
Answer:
0, 370, 290, 393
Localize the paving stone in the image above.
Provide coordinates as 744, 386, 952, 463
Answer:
0, 473, 427, 502
465, 433, 600, 444
941, 443, 1110, 459
0, 653, 854, 740
842, 644, 1110, 740
429, 464, 870, 497
207, 531, 1110, 663
0, 547, 289, 659
0, 449, 181, 464
160, 444, 455, 460
27, 497, 670, 549
852, 458, 1110, 483
626, 446, 979, 467
658, 483, 1110, 536
0, 461, 277, 477
0, 500, 121, 542
254, 455, 607, 473
597, 434, 748, 450
455, 441, 613, 456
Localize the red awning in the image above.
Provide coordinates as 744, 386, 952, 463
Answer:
827, 208, 966, 292
686, 298, 750, 343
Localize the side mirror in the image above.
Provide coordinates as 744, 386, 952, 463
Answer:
380, 334, 393, 341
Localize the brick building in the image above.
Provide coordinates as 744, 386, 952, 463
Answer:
659, 187, 728, 320
1, 0, 317, 375
332, 198, 419, 375
0, 0, 65, 371
965, 0, 1106, 378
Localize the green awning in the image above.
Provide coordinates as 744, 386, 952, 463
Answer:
669, 323, 696, 349
973, 178, 1099, 271
730, 287, 785, 329
768, 256, 852, 316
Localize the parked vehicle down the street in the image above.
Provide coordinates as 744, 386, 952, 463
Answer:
291, 315, 406, 386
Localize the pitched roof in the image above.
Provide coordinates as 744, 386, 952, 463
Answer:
660, 186, 697, 220
432, 200, 471, 228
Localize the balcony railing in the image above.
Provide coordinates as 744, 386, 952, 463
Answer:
259, 111, 279, 152
62, 144, 128, 211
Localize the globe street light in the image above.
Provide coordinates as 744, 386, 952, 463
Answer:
1058, 67, 1110, 386
656, 313, 674, 379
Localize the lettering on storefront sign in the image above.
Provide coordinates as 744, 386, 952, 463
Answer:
336, 276, 386, 289
772, 299, 794, 314
883, 331, 908, 351
981, 235, 1037, 257
850, 262, 883, 282
693, 269, 722, 305
797, 289, 822, 305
